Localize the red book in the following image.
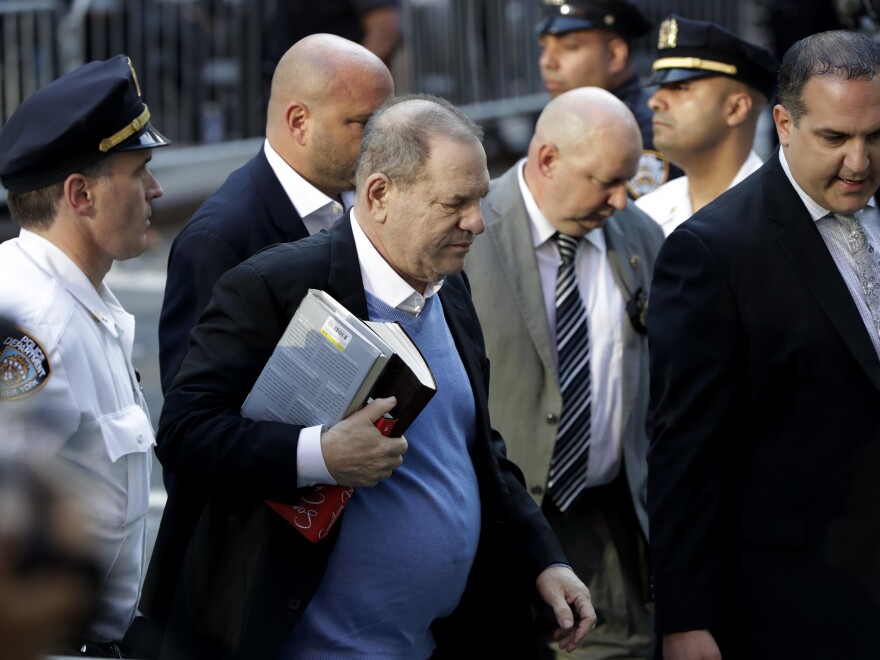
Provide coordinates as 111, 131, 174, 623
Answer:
266, 416, 397, 542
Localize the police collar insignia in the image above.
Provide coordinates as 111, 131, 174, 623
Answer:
1, 328, 51, 400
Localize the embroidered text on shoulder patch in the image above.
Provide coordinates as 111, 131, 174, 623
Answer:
0, 328, 51, 400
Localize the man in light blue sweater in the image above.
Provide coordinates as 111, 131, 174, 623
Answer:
147, 94, 595, 659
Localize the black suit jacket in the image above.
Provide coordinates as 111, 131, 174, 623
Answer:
158, 148, 308, 394
145, 217, 565, 659
647, 151, 880, 658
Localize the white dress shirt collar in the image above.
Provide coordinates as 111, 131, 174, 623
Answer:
350, 211, 443, 316
263, 140, 354, 233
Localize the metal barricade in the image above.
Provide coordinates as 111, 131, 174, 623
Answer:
0, 0, 63, 125
1, 0, 751, 148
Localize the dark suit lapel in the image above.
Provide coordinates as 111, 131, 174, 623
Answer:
251, 148, 309, 242
438, 277, 489, 420
325, 213, 369, 319
766, 156, 880, 392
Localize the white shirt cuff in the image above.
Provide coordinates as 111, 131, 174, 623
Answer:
296, 425, 336, 488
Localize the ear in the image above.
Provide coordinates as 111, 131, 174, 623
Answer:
364, 173, 392, 222
605, 37, 629, 77
725, 91, 753, 128
536, 143, 561, 179
62, 173, 95, 217
773, 104, 793, 148
286, 101, 309, 146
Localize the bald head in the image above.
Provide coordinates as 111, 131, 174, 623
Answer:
266, 34, 394, 197
531, 86, 642, 162
269, 34, 389, 112
525, 87, 642, 235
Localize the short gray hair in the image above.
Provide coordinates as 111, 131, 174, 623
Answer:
779, 30, 880, 124
355, 93, 484, 190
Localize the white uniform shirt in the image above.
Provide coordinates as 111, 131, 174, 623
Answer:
636, 150, 764, 236
0, 230, 154, 642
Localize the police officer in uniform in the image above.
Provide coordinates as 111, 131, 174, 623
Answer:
536, 0, 681, 197
0, 55, 168, 657
636, 16, 778, 235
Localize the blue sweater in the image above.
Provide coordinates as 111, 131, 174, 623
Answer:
278, 292, 481, 659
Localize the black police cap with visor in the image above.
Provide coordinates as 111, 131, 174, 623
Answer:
650, 15, 779, 100
536, 0, 653, 41
0, 54, 170, 194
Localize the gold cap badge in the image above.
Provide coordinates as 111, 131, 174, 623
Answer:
658, 17, 678, 49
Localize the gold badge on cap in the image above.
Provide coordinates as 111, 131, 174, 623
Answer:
603, 14, 615, 27
658, 17, 678, 50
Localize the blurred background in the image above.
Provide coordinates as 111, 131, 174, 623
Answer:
1, 0, 777, 239
4, 0, 879, 234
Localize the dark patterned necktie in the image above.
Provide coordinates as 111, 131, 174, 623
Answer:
548, 233, 591, 512
835, 212, 880, 335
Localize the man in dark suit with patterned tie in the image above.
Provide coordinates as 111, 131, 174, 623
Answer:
648, 30, 880, 659
467, 87, 664, 659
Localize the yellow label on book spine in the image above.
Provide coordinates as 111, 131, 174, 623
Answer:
320, 316, 352, 351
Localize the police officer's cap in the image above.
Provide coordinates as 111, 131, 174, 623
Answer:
0, 55, 170, 194
537, 0, 652, 41
650, 15, 779, 99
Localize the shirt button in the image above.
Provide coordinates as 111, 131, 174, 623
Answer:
288, 597, 301, 610
331, 204, 342, 214
545, 413, 558, 425
136, 434, 144, 444
530, 485, 544, 497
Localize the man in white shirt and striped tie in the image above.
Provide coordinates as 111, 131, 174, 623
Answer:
467, 87, 664, 659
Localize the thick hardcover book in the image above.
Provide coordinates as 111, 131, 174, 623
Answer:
241, 289, 436, 542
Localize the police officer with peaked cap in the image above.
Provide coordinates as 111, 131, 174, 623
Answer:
536, 0, 681, 197
0, 54, 167, 657
649, 14, 778, 99
636, 15, 779, 235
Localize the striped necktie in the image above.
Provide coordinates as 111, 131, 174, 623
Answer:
548, 232, 591, 512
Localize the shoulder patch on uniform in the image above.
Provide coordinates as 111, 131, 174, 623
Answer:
627, 150, 671, 199
0, 327, 51, 401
